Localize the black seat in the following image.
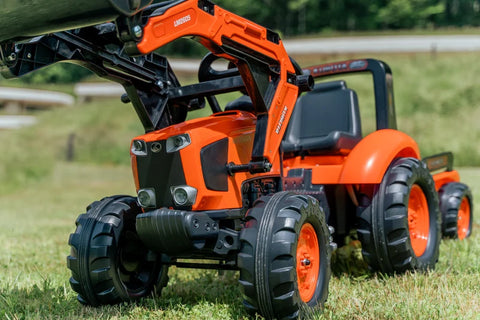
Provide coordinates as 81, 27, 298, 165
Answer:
282, 80, 362, 155
224, 95, 255, 113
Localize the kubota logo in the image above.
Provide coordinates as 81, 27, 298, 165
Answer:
174, 15, 191, 27
275, 106, 288, 134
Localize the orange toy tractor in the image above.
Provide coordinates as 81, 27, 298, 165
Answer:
0, 0, 473, 318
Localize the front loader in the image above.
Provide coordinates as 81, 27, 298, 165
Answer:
0, 0, 473, 319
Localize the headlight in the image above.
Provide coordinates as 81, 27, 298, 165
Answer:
131, 140, 147, 156
170, 185, 197, 206
166, 134, 191, 153
137, 188, 156, 208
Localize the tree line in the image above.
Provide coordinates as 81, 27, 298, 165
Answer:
215, 0, 480, 36
9, 0, 480, 83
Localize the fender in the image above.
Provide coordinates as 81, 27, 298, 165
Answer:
339, 129, 420, 184
432, 170, 460, 191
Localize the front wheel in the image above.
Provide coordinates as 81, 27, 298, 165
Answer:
357, 158, 441, 273
67, 196, 169, 306
238, 192, 331, 319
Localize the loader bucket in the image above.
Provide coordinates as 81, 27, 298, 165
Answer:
0, 0, 153, 43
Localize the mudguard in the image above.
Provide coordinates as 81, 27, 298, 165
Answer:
339, 129, 420, 184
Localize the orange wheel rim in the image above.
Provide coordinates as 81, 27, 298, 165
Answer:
408, 185, 430, 257
457, 197, 471, 240
296, 223, 320, 303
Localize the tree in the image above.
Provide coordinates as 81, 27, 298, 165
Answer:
377, 0, 444, 28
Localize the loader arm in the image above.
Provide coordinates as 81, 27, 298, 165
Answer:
0, 0, 311, 172
0, 25, 183, 132
127, 0, 308, 168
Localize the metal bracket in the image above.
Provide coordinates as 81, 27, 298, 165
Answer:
213, 228, 240, 255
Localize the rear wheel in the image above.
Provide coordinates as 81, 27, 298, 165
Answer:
438, 182, 473, 239
357, 158, 441, 273
238, 192, 331, 319
67, 196, 169, 306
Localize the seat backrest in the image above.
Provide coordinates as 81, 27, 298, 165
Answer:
224, 95, 254, 113
282, 80, 362, 154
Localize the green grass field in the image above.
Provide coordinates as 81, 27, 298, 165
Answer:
0, 51, 479, 319
0, 164, 478, 319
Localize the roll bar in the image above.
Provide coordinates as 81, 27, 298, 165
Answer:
303, 59, 397, 130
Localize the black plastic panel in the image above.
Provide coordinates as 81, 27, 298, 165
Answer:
282, 80, 362, 155
201, 138, 229, 191
136, 140, 187, 207
136, 208, 218, 254
283, 169, 330, 221
423, 152, 454, 172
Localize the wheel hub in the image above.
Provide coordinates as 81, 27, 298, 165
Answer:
296, 223, 320, 303
408, 184, 430, 257
457, 197, 471, 240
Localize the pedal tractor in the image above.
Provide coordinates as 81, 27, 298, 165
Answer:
0, 0, 472, 319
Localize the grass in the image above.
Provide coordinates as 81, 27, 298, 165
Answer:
0, 163, 478, 319
0, 51, 480, 319
0, 163, 247, 320
286, 27, 480, 39
0, 98, 143, 194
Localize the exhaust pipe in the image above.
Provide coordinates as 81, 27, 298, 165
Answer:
0, 0, 153, 43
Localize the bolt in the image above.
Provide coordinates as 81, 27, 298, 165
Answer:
301, 258, 311, 266
133, 25, 143, 38
7, 53, 16, 62
328, 226, 335, 235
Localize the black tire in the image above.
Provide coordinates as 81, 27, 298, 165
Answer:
67, 196, 169, 306
357, 158, 441, 273
238, 192, 331, 319
438, 182, 473, 239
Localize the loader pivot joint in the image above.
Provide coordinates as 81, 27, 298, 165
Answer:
295, 74, 315, 93
226, 160, 272, 176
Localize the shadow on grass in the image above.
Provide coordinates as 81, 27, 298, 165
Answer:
0, 270, 248, 320
153, 269, 249, 318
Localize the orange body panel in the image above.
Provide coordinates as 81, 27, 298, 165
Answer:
283, 156, 347, 184
132, 111, 280, 211
432, 170, 460, 191
283, 129, 420, 185
338, 129, 420, 184
131, 155, 140, 191
137, 0, 299, 163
